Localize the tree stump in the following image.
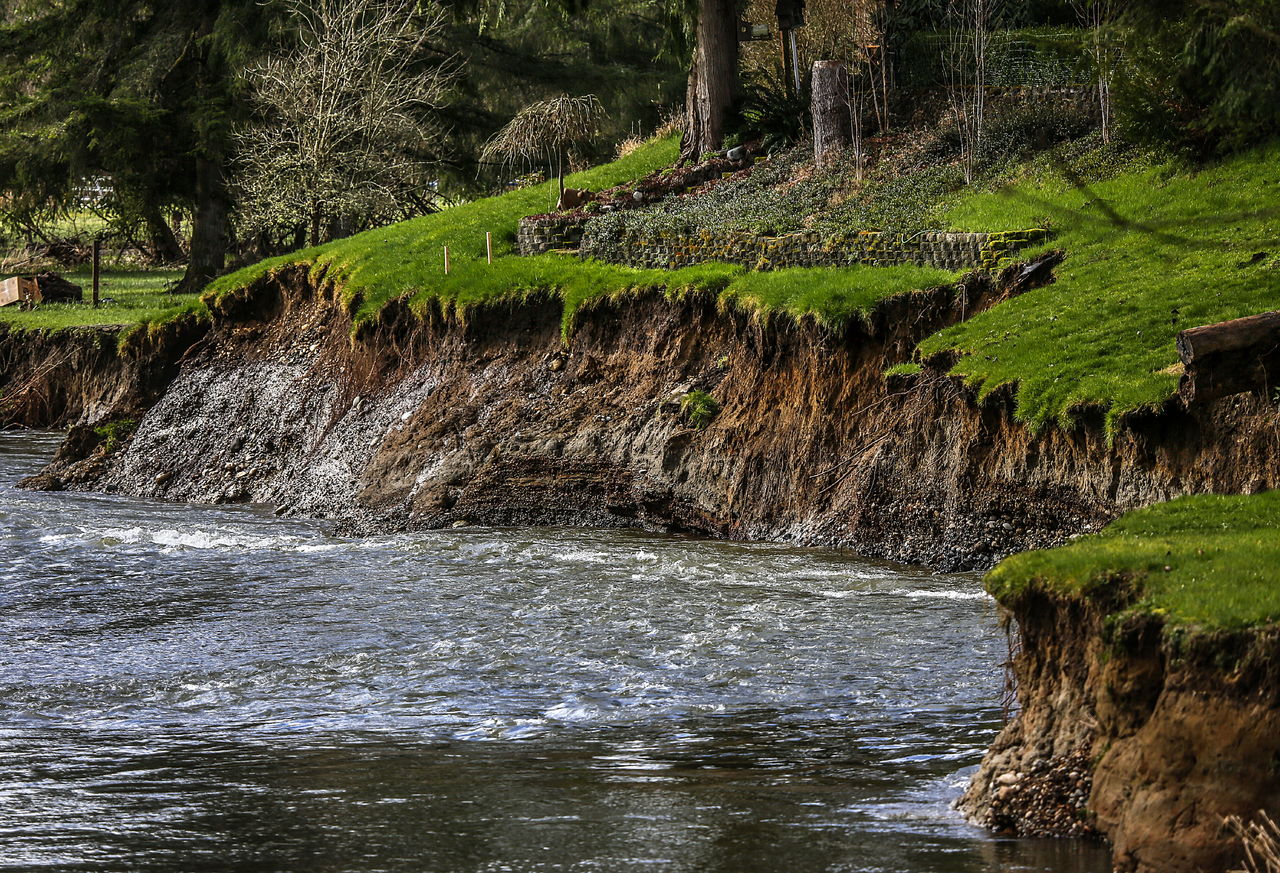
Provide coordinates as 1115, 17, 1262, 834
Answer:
1177, 310, 1280, 404
812, 60, 851, 169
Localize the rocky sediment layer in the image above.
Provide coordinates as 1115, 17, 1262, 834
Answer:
41, 256, 1280, 570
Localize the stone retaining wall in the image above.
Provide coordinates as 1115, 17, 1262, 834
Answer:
518, 215, 1048, 272
517, 215, 588, 255
583, 227, 1048, 272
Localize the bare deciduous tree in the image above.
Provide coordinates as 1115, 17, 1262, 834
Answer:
943, 0, 1000, 185
481, 94, 605, 209
1071, 0, 1117, 144
234, 0, 456, 249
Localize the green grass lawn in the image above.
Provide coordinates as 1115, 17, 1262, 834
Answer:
917, 143, 1280, 435
986, 491, 1280, 629
0, 268, 193, 330
208, 135, 959, 337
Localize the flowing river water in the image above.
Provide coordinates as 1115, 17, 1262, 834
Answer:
0, 432, 1108, 873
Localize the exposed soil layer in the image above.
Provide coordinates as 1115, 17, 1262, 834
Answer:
11, 261, 1280, 871
0, 315, 207, 430
35, 258, 1280, 569
962, 594, 1280, 873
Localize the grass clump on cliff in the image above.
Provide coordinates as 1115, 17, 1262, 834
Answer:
680, 390, 721, 429
916, 141, 1280, 434
987, 491, 1280, 629
0, 269, 192, 330
206, 135, 958, 337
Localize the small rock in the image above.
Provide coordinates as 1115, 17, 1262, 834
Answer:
154, 471, 174, 486
996, 771, 1022, 787
401, 411, 412, 422
451, 519, 469, 529
549, 358, 565, 372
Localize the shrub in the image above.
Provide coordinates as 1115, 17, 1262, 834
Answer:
736, 68, 811, 154
94, 418, 138, 453
680, 390, 721, 430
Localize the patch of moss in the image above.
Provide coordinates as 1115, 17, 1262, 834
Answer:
884, 362, 923, 379
93, 418, 138, 453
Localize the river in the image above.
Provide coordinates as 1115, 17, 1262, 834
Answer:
0, 432, 1107, 872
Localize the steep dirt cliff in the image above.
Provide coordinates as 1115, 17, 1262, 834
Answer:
34, 260, 1280, 571
962, 592, 1280, 873
0, 316, 207, 430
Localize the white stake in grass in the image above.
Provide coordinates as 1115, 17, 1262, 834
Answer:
444, 245, 450, 275
486, 232, 493, 264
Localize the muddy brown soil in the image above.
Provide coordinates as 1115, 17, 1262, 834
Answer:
36, 260, 1279, 570
962, 592, 1280, 873
0, 314, 207, 430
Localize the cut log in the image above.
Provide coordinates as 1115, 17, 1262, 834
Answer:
811, 60, 851, 169
1177, 310, 1280, 404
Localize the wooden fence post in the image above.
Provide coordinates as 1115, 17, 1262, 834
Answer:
92, 236, 101, 308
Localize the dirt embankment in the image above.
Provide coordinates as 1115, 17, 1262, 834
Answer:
33, 257, 1280, 570
0, 315, 207, 430
14, 262, 1280, 871
962, 592, 1280, 873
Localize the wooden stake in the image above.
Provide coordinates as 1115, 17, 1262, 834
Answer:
91, 236, 101, 308
486, 232, 493, 264
444, 245, 450, 275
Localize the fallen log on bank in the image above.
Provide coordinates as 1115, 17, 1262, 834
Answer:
1177, 310, 1280, 404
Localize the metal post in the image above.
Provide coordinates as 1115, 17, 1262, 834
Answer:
779, 30, 793, 96
788, 29, 802, 93
486, 232, 493, 264
443, 245, 450, 275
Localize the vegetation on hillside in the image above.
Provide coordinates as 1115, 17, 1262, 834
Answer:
987, 491, 1280, 630
205, 136, 956, 337
921, 141, 1280, 434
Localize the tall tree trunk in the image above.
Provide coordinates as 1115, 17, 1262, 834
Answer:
177, 156, 229, 295
144, 204, 184, 264
680, 0, 741, 163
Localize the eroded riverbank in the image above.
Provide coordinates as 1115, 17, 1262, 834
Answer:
0, 431, 1112, 873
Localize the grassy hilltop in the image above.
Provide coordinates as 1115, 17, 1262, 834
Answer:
987, 492, 1280, 630
205, 135, 953, 337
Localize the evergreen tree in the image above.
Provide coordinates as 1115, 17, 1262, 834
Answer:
0, 0, 276, 291
1116, 0, 1280, 153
